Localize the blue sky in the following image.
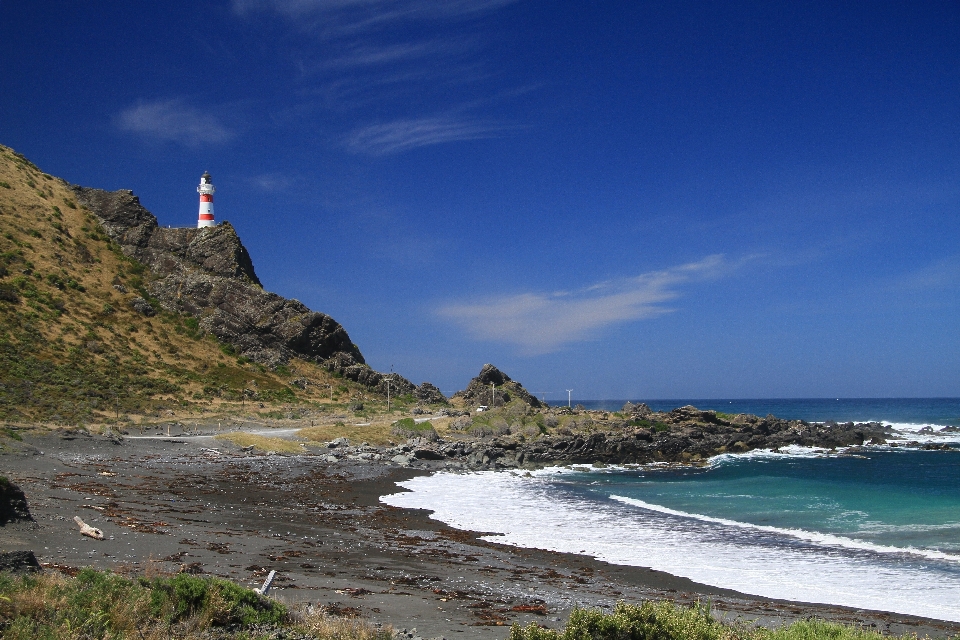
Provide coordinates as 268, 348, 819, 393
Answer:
2, 1, 959, 400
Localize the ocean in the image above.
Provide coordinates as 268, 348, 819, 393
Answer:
382, 399, 960, 622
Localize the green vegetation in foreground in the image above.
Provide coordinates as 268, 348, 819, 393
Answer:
1, 569, 950, 640
510, 601, 939, 640
0, 567, 390, 640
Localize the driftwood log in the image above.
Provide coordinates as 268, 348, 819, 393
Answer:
73, 515, 104, 540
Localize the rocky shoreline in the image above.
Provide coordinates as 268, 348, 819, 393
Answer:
3, 427, 960, 639
362, 405, 950, 472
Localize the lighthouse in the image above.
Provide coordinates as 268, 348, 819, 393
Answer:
197, 171, 215, 228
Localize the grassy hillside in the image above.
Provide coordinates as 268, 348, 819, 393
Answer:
0, 144, 376, 426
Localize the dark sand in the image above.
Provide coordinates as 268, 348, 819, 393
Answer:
2, 428, 959, 638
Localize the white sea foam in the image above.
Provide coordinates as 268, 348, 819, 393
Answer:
881, 423, 960, 445
382, 471, 960, 622
609, 495, 960, 563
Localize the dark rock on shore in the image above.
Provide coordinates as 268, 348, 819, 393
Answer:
72, 186, 364, 370
0, 550, 41, 573
0, 476, 33, 525
398, 407, 895, 470
452, 364, 542, 409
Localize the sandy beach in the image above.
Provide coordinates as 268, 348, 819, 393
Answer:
2, 426, 959, 639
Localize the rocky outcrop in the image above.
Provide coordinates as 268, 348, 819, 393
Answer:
0, 551, 41, 573
0, 476, 32, 525
72, 186, 364, 369
452, 364, 542, 409
321, 352, 416, 396
414, 382, 447, 405
389, 408, 894, 469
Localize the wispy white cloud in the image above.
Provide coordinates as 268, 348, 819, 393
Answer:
323, 42, 440, 69
233, 0, 519, 28
251, 172, 295, 191
116, 99, 233, 146
438, 255, 734, 354
887, 256, 960, 292
344, 116, 508, 155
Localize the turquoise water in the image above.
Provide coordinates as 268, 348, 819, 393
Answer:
570, 448, 960, 554
384, 399, 960, 620
578, 397, 960, 426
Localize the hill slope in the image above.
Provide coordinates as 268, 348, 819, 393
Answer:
0, 144, 421, 424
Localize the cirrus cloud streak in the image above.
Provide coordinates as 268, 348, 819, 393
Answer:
344, 116, 509, 155
437, 255, 732, 354
116, 99, 233, 146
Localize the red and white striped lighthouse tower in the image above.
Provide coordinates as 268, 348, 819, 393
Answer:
197, 171, 215, 228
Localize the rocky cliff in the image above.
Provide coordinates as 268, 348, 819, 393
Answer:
72, 186, 365, 370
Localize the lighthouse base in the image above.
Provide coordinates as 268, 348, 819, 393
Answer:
197, 220, 216, 228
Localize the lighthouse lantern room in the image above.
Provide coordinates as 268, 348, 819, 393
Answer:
197, 171, 215, 228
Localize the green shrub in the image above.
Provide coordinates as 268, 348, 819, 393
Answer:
0, 285, 18, 304
510, 601, 905, 640
391, 417, 438, 440
0, 427, 23, 441
627, 419, 669, 432
0, 568, 286, 638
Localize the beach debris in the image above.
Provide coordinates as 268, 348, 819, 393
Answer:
254, 569, 276, 595
98, 471, 116, 477
73, 515, 104, 540
511, 604, 548, 615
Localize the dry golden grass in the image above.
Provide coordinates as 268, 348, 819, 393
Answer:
0, 143, 376, 423
291, 605, 392, 640
297, 421, 396, 445
214, 431, 306, 453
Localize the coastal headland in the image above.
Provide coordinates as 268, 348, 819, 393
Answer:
2, 145, 959, 637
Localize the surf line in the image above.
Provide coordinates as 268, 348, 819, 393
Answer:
609, 495, 960, 564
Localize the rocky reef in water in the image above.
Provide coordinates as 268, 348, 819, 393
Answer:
390, 404, 897, 469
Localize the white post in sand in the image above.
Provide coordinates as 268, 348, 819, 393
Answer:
254, 569, 276, 596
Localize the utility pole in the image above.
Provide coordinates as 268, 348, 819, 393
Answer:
387, 365, 394, 412
491, 383, 496, 408
567, 389, 573, 408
